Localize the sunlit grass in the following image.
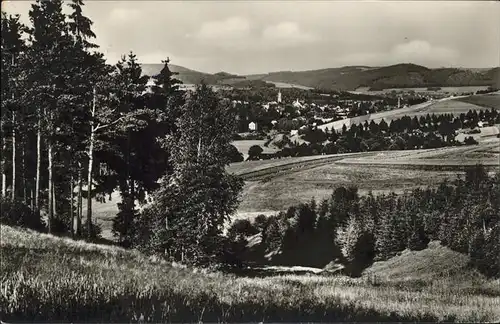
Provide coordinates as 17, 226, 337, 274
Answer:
1, 225, 499, 322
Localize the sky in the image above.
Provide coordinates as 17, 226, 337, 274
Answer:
2, 0, 500, 75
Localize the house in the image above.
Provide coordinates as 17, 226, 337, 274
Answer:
478, 121, 484, 128
292, 99, 303, 109
248, 122, 257, 132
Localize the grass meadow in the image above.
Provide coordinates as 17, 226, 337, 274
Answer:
456, 93, 500, 110
1, 225, 499, 322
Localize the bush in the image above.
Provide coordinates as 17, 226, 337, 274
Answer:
82, 220, 103, 241
227, 219, 259, 240
407, 225, 430, 251
247, 145, 263, 160
254, 214, 268, 232
226, 144, 244, 163
0, 198, 45, 231
336, 217, 375, 277
464, 136, 478, 145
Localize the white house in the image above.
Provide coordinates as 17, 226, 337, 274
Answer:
292, 99, 303, 109
248, 122, 257, 132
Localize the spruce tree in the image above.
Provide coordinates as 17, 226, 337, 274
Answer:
137, 84, 243, 263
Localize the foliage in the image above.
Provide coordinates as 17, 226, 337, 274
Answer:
1, 225, 499, 323
134, 84, 243, 264
247, 145, 263, 160
250, 165, 499, 277
227, 219, 259, 239
0, 198, 45, 231
336, 217, 375, 276
227, 144, 244, 163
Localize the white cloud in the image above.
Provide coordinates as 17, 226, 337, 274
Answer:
195, 17, 250, 40
262, 22, 318, 46
390, 40, 459, 65
336, 40, 460, 67
109, 8, 141, 25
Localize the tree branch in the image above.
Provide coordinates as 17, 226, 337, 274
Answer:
93, 116, 125, 132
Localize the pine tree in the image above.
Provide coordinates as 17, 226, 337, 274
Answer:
1, 13, 27, 200
110, 53, 150, 246
137, 84, 243, 263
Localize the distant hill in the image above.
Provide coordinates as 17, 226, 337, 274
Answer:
249, 64, 500, 91
141, 63, 500, 91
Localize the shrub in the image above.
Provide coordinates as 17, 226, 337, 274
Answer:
254, 214, 268, 232
247, 145, 263, 160
407, 224, 430, 251
464, 136, 478, 145
82, 220, 103, 241
227, 144, 244, 163
0, 198, 45, 231
227, 219, 259, 239
336, 217, 375, 277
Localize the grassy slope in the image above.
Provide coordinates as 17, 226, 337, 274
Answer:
456, 93, 500, 110
1, 225, 499, 322
317, 94, 499, 132
234, 143, 500, 213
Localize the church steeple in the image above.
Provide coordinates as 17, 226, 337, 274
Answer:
277, 90, 282, 103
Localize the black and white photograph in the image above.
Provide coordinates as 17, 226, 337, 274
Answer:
1, 0, 499, 322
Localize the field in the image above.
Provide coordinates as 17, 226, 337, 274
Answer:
231, 140, 279, 160
353, 85, 491, 95
2, 225, 499, 322
318, 93, 500, 132
85, 141, 500, 233
457, 93, 500, 110
234, 142, 500, 215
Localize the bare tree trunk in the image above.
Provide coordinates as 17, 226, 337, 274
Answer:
48, 141, 53, 233
35, 106, 41, 210
87, 132, 94, 237
87, 87, 96, 237
22, 137, 26, 203
70, 173, 74, 236
77, 165, 83, 236
52, 178, 56, 220
31, 185, 34, 210
11, 108, 16, 201
1, 116, 6, 198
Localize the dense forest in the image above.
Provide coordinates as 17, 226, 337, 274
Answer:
228, 165, 500, 277
1, 0, 241, 263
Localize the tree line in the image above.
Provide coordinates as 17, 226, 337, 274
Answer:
1, 0, 241, 260
250, 109, 498, 160
228, 165, 500, 277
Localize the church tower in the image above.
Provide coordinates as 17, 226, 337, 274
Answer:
277, 90, 282, 103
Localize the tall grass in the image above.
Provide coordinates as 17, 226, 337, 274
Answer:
1, 226, 499, 322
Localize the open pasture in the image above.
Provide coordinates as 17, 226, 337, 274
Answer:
237, 164, 463, 213
235, 143, 499, 214
231, 140, 279, 160
456, 93, 500, 110
2, 225, 499, 323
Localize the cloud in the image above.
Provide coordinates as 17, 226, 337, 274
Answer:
195, 16, 250, 40
337, 40, 460, 67
108, 8, 141, 25
390, 40, 459, 65
262, 22, 318, 46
